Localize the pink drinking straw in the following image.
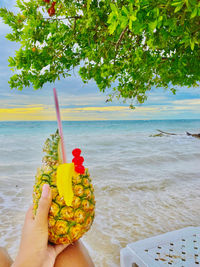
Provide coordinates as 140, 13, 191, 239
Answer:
53, 88, 67, 163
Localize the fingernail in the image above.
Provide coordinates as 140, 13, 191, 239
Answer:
42, 184, 50, 198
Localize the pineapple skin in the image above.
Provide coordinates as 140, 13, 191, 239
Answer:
33, 131, 95, 244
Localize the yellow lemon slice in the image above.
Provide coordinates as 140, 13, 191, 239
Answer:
56, 163, 74, 206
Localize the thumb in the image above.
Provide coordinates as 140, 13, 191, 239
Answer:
35, 184, 52, 228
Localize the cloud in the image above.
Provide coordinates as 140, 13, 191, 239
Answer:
0, 103, 164, 121
172, 106, 200, 112
0, 106, 45, 120
0, 91, 107, 108
0, 107, 44, 114
0, 104, 129, 120
63, 106, 129, 112
1, 93, 200, 121
172, 99, 200, 106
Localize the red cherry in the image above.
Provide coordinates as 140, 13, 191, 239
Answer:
72, 148, 81, 157
48, 6, 55, 16
48, 3, 55, 16
72, 156, 84, 165
43, 0, 50, 3
75, 165, 85, 174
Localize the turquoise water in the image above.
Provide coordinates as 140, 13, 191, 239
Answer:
0, 120, 200, 266
1, 119, 200, 134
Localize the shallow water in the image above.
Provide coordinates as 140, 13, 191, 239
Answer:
0, 120, 200, 266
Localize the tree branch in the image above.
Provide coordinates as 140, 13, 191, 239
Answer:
43, 16, 82, 20
115, 26, 129, 52
157, 129, 177, 135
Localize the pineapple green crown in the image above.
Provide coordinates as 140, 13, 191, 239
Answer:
42, 130, 85, 175
43, 129, 61, 166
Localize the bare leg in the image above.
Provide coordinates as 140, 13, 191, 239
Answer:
55, 240, 95, 267
0, 247, 13, 267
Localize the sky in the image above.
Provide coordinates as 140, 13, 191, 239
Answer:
0, 0, 200, 121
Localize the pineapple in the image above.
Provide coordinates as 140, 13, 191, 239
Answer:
33, 130, 95, 244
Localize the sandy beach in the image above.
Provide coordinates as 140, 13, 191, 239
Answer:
0, 120, 200, 266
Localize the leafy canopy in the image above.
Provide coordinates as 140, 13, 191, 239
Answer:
0, 0, 200, 105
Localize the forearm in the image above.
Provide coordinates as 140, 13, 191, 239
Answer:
11, 259, 29, 267
11, 261, 35, 267
11, 251, 46, 267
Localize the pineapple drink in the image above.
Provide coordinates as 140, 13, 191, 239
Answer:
33, 132, 95, 244
33, 89, 95, 244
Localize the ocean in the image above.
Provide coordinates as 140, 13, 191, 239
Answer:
0, 120, 200, 266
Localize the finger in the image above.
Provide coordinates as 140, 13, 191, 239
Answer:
24, 205, 34, 223
35, 184, 52, 228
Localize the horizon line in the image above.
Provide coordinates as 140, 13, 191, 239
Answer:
1, 118, 200, 122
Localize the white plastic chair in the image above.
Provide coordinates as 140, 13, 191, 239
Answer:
120, 227, 200, 267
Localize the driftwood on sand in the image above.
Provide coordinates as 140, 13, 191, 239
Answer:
186, 132, 200, 138
150, 130, 200, 139
157, 130, 177, 135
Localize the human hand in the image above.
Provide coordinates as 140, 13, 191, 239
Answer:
12, 184, 68, 267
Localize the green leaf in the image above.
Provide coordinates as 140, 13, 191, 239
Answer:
108, 20, 118, 34
110, 3, 118, 14
190, 7, 198, 18
6, 33, 16, 41
87, 0, 92, 11
170, 88, 176, 94
122, 6, 129, 16
121, 16, 128, 28
149, 20, 157, 31
174, 3, 184, 12
129, 19, 132, 30
8, 56, 16, 67
130, 11, 137, 21
190, 39, 195, 50
185, 0, 189, 8
171, 1, 182, 7
158, 16, 163, 23
129, 104, 135, 110
107, 12, 115, 24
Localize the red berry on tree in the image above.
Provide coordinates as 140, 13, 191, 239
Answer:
52, 1, 56, 6
48, 4, 55, 16
75, 165, 85, 174
72, 148, 81, 157
72, 156, 84, 165
43, 0, 50, 3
